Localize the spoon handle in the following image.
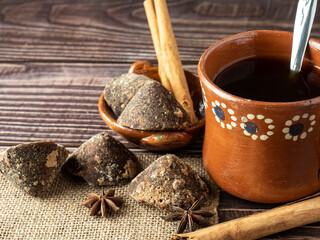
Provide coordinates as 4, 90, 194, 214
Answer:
290, 0, 317, 73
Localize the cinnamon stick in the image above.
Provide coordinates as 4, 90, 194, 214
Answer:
143, 0, 173, 93
173, 193, 320, 240
153, 0, 196, 123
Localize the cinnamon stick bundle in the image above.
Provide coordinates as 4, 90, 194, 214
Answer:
144, 0, 196, 124
143, 0, 172, 93
173, 193, 320, 240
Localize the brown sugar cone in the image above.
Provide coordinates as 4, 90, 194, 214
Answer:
117, 81, 191, 131
129, 154, 209, 211
154, 0, 196, 124
0, 141, 69, 197
103, 73, 154, 116
64, 132, 140, 186
143, 0, 173, 93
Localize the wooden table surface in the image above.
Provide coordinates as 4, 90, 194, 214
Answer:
1, 0, 320, 239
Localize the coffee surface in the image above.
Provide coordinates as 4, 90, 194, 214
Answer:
214, 57, 320, 102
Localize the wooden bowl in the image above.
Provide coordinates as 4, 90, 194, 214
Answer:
98, 61, 205, 151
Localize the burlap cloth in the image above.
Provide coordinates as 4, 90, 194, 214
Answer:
0, 153, 219, 240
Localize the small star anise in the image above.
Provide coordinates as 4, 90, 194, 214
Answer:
161, 199, 215, 233
82, 189, 124, 217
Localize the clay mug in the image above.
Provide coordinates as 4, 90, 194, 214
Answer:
198, 30, 320, 203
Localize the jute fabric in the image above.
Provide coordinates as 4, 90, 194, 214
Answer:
0, 153, 219, 240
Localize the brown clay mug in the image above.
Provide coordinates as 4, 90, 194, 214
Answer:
199, 30, 320, 203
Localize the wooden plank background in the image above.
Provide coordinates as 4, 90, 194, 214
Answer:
1, 0, 317, 63
1, 0, 320, 239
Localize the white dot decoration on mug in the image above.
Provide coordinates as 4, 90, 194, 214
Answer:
240, 114, 274, 141
211, 100, 237, 129
282, 114, 315, 141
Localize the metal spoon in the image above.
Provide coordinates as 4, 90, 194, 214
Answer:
290, 0, 317, 99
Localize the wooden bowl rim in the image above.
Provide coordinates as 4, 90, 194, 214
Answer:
98, 92, 205, 141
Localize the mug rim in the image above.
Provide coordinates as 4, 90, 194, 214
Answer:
198, 30, 320, 106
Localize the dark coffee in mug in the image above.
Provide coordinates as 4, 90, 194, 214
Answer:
214, 56, 320, 102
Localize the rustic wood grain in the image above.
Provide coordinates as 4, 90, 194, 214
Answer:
1, 0, 320, 63
0, 62, 201, 152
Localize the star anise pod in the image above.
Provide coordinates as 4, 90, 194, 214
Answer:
82, 189, 124, 217
161, 199, 215, 233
